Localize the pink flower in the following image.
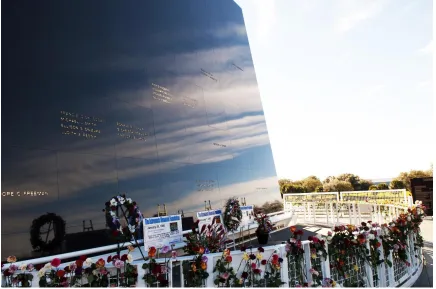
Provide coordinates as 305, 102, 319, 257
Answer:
328, 231, 332, 236
160, 245, 170, 254
171, 250, 177, 259
251, 263, 257, 269
221, 272, 230, 280
114, 260, 124, 269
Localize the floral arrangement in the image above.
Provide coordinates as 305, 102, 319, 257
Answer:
213, 248, 237, 286
142, 246, 175, 287
182, 247, 209, 287
380, 200, 426, 267
254, 212, 273, 234
285, 226, 305, 287
223, 198, 243, 232
36, 255, 111, 287
213, 246, 284, 287
184, 218, 227, 255
2, 256, 34, 287
103, 194, 143, 242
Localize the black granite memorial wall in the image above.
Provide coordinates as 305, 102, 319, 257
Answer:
1, 0, 280, 258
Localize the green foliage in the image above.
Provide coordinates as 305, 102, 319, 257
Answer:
389, 179, 405, 189
302, 175, 323, 192
376, 183, 389, 190
323, 179, 354, 192
369, 185, 378, 190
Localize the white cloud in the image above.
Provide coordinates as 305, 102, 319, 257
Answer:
418, 40, 433, 55
335, 0, 389, 33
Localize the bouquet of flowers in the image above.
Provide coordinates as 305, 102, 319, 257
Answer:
254, 213, 273, 234
184, 218, 227, 255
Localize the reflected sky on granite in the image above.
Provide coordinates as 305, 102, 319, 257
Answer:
1, 0, 280, 257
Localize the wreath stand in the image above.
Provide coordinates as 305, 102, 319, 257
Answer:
106, 196, 147, 287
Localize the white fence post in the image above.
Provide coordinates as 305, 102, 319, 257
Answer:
320, 243, 331, 280
387, 250, 395, 286
137, 262, 146, 287
376, 232, 387, 287
206, 254, 215, 287
364, 241, 374, 287
325, 203, 329, 226
348, 203, 352, 224
279, 245, 290, 286
303, 243, 313, 284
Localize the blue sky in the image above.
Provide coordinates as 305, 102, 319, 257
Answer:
235, 0, 433, 181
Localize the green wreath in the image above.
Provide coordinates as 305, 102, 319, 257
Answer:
30, 213, 66, 252
223, 198, 242, 232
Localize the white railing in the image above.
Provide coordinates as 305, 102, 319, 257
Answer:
1, 201, 424, 287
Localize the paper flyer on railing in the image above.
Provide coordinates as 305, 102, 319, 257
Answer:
196, 209, 225, 232
143, 215, 183, 251
240, 205, 254, 226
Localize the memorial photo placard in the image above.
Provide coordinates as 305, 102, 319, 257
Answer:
196, 209, 224, 232
240, 205, 254, 226
143, 215, 183, 251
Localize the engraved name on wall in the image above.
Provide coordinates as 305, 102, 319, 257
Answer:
117, 122, 148, 141
152, 83, 173, 103
60, 111, 103, 139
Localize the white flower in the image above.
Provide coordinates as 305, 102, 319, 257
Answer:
407, 216, 411, 221
92, 270, 98, 276
110, 211, 116, 217
44, 263, 52, 269
85, 258, 93, 266
117, 197, 125, 204
19, 263, 27, 271
368, 234, 375, 240
128, 225, 136, 233
127, 254, 133, 264
37, 268, 46, 278
317, 251, 323, 256
126, 198, 132, 204
110, 198, 117, 206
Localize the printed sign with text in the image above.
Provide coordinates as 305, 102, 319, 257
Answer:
143, 215, 183, 251
196, 209, 224, 232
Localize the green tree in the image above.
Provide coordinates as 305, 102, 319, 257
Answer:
369, 185, 378, 190
323, 179, 354, 192
359, 179, 373, 191
337, 173, 362, 191
302, 175, 323, 193
315, 186, 324, 192
389, 179, 406, 189
376, 183, 389, 190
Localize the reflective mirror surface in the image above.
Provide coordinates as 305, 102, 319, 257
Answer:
1, 0, 280, 258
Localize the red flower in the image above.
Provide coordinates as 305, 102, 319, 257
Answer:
51, 258, 61, 267
375, 242, 381, 248
121, 254, 128, 261
79, 255, 87, 261
253, 268, 261, 275
225, 256, 232, 263
251, 263, 256, 269
112, 230, 119, 237
57, 270, 65, 278
261, 260, 267, 265
76, 260, 84, 268
241, 272, 249, 279
258, 247, 265, 253
107, 255, 112, 263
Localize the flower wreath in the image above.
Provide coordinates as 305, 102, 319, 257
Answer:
103, 194, 143, 240
223, 198, 242, 232
30, 213, 66, 252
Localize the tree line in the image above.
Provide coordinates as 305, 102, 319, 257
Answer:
279, 166, 433, 197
